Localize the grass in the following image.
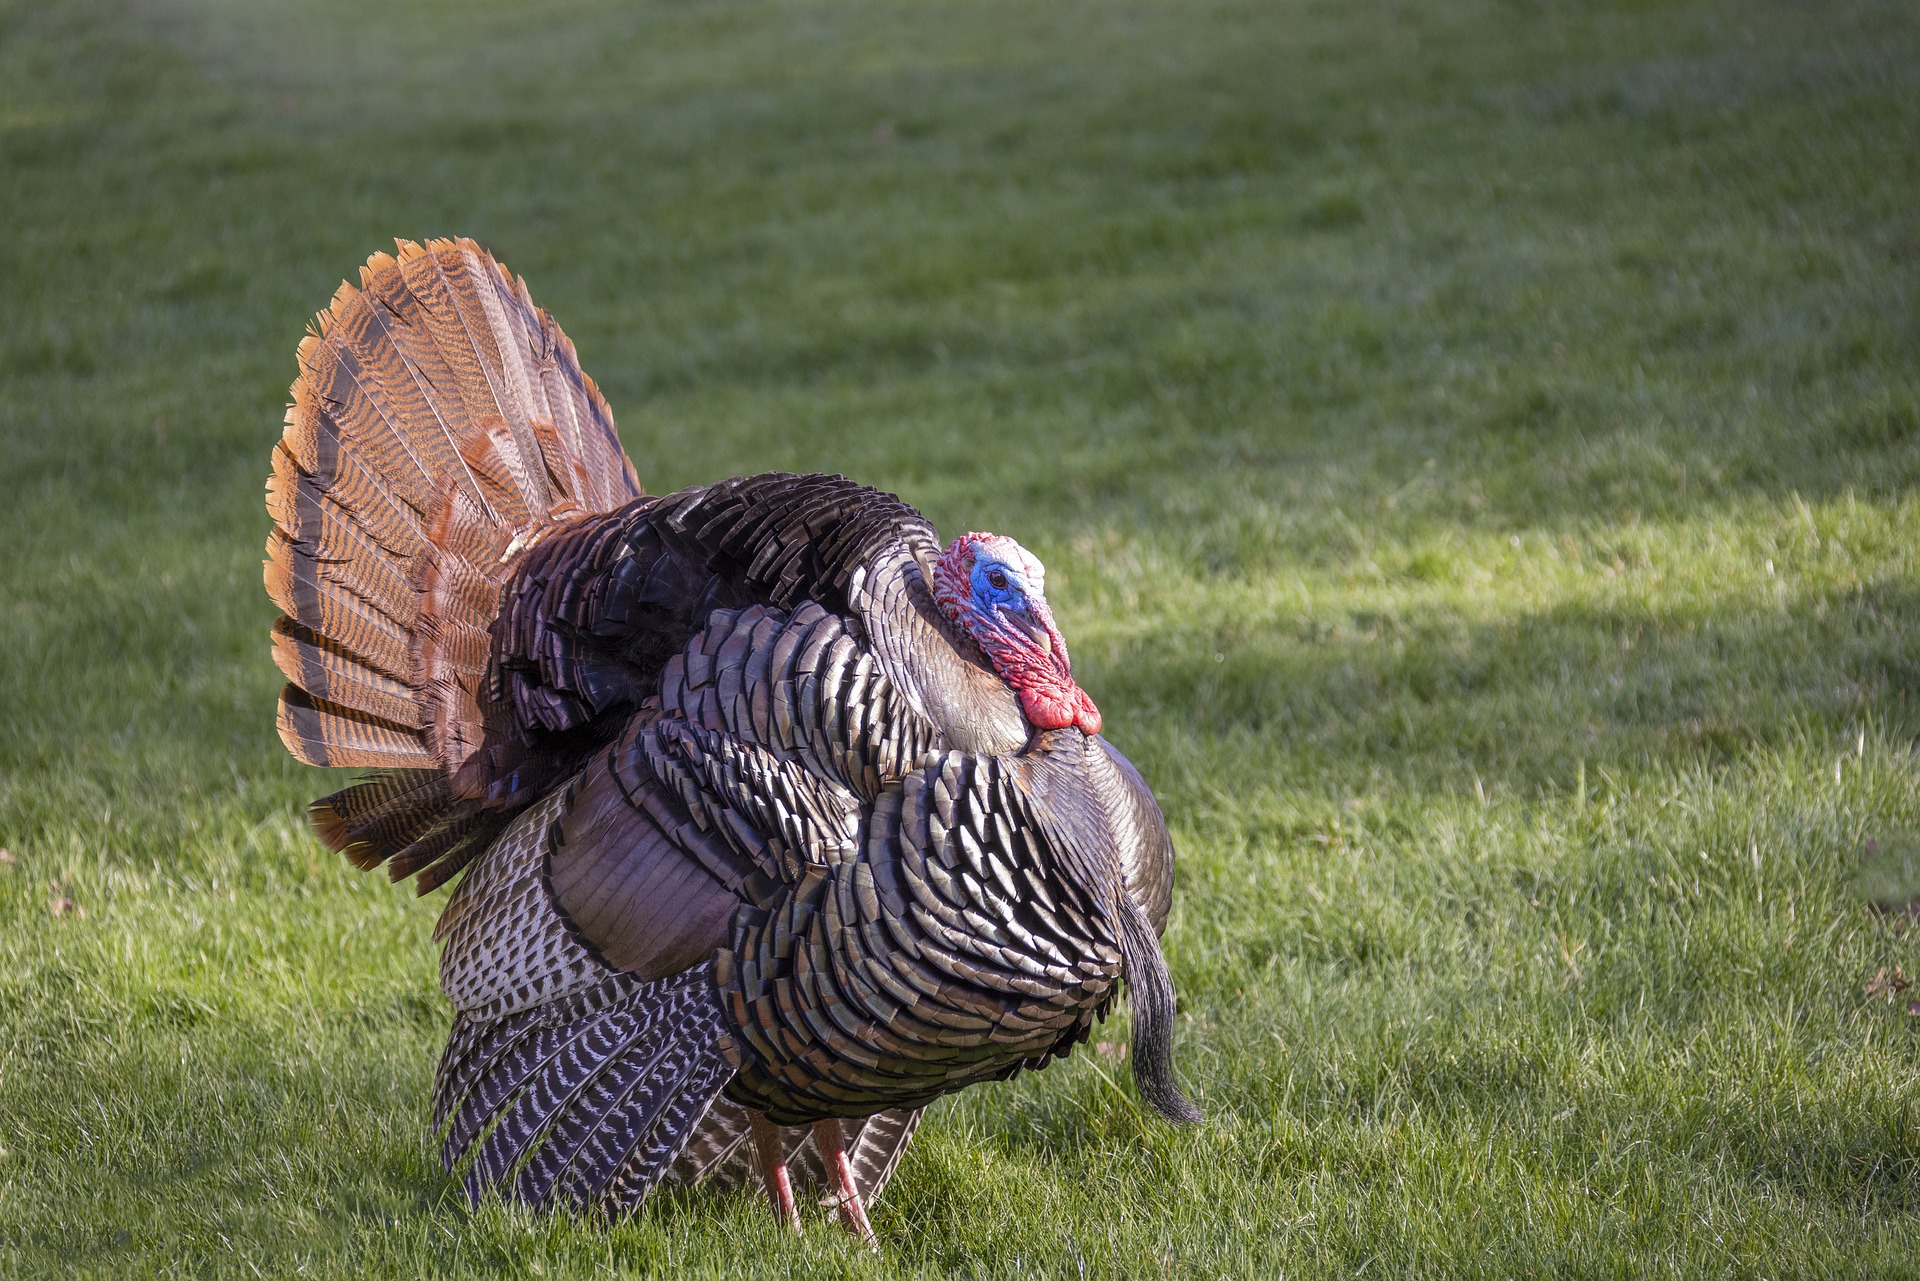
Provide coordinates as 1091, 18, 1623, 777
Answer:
2, 0, 1919, 1274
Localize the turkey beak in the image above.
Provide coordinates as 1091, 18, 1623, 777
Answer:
1008, 612, 1055, 655
1010, 607, 1074, 679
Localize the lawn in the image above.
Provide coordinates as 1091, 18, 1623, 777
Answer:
3, 0, 1919, 1275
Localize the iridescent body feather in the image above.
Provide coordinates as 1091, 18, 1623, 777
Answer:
265, 238, 1195, 1232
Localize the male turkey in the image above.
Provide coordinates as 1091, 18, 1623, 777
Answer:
265, 238, 1197, 1239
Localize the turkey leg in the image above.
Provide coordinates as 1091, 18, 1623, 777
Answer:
810, 1118, 878, 1248
749, 1110, 801, 1230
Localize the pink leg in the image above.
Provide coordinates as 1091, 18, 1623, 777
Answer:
749, 1110, 800, 1231
811, 1118, 877, 1248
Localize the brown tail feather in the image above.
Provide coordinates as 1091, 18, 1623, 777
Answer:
311, 773, 496, 891
387, 810, 493, 883
310, 769, 448, 860
269, 237, 643, 887
270, 619, 424, 730
276, 687, 435, 770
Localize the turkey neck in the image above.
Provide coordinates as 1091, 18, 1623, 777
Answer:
849, 543, 1031, 756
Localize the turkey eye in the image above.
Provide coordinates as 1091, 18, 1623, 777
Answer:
986, 569, 1009, 590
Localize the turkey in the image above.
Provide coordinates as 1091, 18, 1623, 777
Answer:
264, 237, 1198, 1239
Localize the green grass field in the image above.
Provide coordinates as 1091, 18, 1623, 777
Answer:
4, 0, 1919, 1274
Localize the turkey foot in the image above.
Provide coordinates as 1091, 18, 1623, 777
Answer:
811, 1118, 878, 1249
749, 1110, 800, 1231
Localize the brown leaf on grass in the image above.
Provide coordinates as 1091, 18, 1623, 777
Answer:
0, 847, 15, 867
1095, 1041, 1127, 1062
48, 877, 83, 920
1865, 966, 1912, 1001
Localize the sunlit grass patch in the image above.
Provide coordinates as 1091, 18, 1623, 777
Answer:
2, 0, 1918, 1275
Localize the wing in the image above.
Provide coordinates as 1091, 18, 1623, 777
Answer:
430, 789, 736, 1214
712, 730, 1196, 1126
436, 711, 908, 1211
432, 600, 948, 1212
539, 598, 940, 977
430, 601, 1191, 1211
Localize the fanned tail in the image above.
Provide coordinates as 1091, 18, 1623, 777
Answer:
266, 237, 642, 890
436, 965, 735, 1215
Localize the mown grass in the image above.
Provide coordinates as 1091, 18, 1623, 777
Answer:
3, 0, 1919, 1275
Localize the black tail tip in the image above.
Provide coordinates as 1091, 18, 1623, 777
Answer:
1147, 1089, 1204, 1126
1132, 1057, 1204, 1126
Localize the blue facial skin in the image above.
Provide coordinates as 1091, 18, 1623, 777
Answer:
968, 555, 1053, 650
969, 557, 1026, 615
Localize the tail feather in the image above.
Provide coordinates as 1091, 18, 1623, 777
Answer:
320, 263, 488, 515
264, 533, 414, 681
271, 620, 424, 731
265, 486, 420, 619
308, 769, 445, 855
267, 437, 428, 583
297, 327, 442, 517
269, 237, 642, 886
367, 250, 550, 523
385, 810, 492, 887
276, 687, 435, 770
308, 771, 492, 889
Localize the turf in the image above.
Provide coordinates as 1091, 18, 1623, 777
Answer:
3, 0, 1919, 1275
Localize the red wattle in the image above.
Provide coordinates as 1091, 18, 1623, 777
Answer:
1073, 688, 1103, 736
1017, 680, 1102, 737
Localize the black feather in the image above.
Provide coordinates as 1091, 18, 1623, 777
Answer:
1117, 894, 1203, 1125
